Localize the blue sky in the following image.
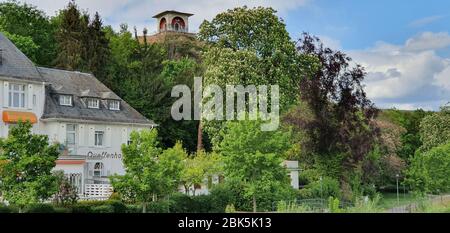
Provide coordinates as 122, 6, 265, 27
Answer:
284, 0, 450, 50
5, 0, 450, 110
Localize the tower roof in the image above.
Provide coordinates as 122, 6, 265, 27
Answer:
152, 10, 194, 18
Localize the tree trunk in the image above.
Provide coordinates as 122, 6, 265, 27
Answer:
253, 195, 257, 213
142, 202, 147, 213
197, 120, 203, 152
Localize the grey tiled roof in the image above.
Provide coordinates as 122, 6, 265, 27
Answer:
38, 67, 155, 125
0, 33, 43, 82
0, 32, 155, 126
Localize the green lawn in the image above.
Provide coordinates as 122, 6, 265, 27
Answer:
378, 192, 418, 210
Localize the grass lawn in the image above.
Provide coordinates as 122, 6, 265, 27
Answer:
378, 192, 418, 210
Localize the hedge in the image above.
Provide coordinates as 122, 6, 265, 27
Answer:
0, 191, 232, 213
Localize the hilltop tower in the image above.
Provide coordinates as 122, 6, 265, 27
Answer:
154, 10, 193, 33
138, 10, 195, 44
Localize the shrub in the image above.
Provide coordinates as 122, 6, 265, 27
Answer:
345, 194, 382, 213
299, 176, 342, 200
209, 184, 236, 213
225, 204, 236, 213
0, 204, 15, 213
146, 200, 170, 213
328, 197, 343, 213
125, 204, 141, 213
91, 205, 115, 213
407, 142, 450, 194
168, 193, 195, 213
24, 203, 55, 213
54, 207, 71, 213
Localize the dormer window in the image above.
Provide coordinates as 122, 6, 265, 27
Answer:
59, 95, 72, 106
87, 98, 100, 109
109, 100, 120, 111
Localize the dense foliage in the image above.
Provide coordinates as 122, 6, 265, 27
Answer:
0, 121, 59, 211
0, 1, 449, 211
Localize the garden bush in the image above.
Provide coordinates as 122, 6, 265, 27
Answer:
0, 204, 15, 213
24, 203, 55, 213
298, 176, 342, 200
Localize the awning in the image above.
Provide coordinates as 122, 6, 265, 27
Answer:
2, 111, 37, 124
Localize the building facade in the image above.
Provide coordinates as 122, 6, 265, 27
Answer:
0, 33, 156, 199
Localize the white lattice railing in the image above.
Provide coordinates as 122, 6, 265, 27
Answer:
84, 184, 113, 198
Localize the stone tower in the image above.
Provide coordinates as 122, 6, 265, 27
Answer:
153, 10, 193, 33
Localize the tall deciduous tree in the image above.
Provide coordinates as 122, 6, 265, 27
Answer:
110, 129, 184, 213
199, 6, 313, 106
0, 121, 59, 211
286, 33, 378, 168
218, 120, 292, 212
199, 7, 317, 148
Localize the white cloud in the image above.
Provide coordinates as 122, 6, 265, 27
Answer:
8, 0, 310, 33
405, 32, 450, 51
409, 15, 445, 28
434, 65, 450, 91
318, 35, 341, 50
349, 32, 450, 110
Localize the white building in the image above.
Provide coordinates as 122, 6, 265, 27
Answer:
0, 33, 156, 199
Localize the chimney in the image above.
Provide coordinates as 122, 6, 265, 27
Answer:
0, 48, 3, 65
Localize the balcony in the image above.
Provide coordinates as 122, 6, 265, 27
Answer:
82, 184, 113, 200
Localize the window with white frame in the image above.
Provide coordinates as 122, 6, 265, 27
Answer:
109, 100, 120, 110
94, 131, 104, 146
8, 84, 26, 108
87, 98, 100, 109
59, 95, 72, 106
66, 124, 76, 145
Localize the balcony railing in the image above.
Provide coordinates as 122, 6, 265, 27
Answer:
84, 184, 113, 198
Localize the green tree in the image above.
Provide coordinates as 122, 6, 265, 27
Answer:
54, 1, 89, 71
406, 142, 450, 194
86, 12, 110, 83
218, 120, 292, 212
0, 31, 39, 61
381, 109, 431, 160
0, 0, 57, 65
181, 151, 222, 196
418, 106, 450, 152
110, 129, 184, 213
0, 121, 59, 212
52, 170, 78, 206
284, 34, 379, 199
199, 7, 317, 148
199, 6, 313, 107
